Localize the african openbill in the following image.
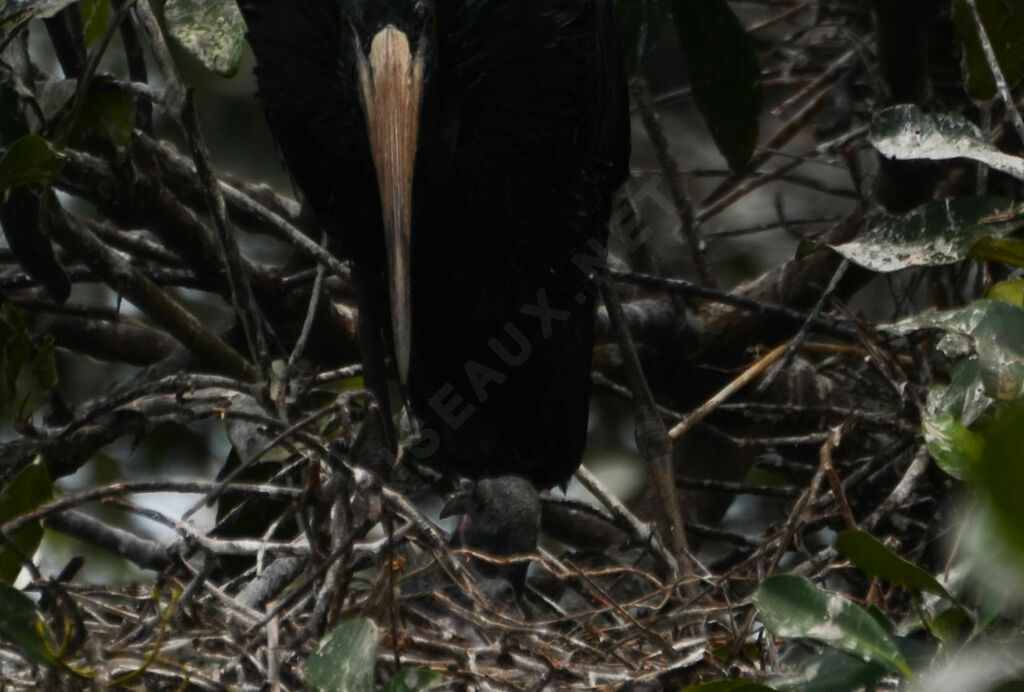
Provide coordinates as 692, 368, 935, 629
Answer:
238, 1, 629, 493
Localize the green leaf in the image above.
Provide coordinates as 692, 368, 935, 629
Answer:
0, 459, 53, 585
972, 235, 1024, 268
1, 303, 32, 413
164, 0, 246, 78
977, 402, 1024, 559
0, 582, 56, 668
927, 357, 992, 426
0, 134, 66, 190
952, 0, 1024, 102
772, 649, 887, 692
869, 105, 1024, 180
79, 0, 112, 46
383, 668, 444, 692
833, 196, 1023, 272
306, 618, 380, 692
73, 82, 132, 158
615, 0, 669, 75
988, 279, 1024, 306
882, 300, 1024, 402
836, 530, 954, 601
682, 681, 775, 692
671, 0, 760, 170
752, 574, 911, 676
923, 413, 983, 480
30, 336, 57, 391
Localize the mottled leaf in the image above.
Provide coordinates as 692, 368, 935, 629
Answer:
834, 196, 1022, 272
306, 618, 380, 692
870, 105, 1024, 180
753, 574, 911, 676
926, 357, 992, 426
0, 135, 67, 190
882, 300, 1024, 401
671, 0, 760, 170
952, 0, 1024, 102
0, 582, 56, 668
165, 0, 246, 77
836, 530, 954, 601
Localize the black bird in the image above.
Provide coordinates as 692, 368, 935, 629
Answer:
441, 475, 541, 589
238, 1, 628, 490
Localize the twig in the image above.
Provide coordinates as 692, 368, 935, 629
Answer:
963, 0, 1024, 144
668, 340, 791, 440
630, 77, 714, 287
599, 271, 689, 575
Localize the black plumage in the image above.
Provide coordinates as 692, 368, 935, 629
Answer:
238, 0, 629, 489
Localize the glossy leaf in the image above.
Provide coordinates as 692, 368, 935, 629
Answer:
833, 196, 1022, 272
870, 105, 1024, 180
0, 459, 53, 584
383, 668, 444, 692
772, 649, 887, 692
0, 583, 56, 668
988, 279, 1024, 306
926, 357, 992, 426
836, 530, 954, 601
306, 618, 380, 692
883, 300, 1024, 402
671, 0, 760, 170
952, 0, 1024, 101
0, 135, 67, 190
972, 235, 1024, 268
923, 413, 983, 481
753, 574, 911, 676
165, 0, 246, 78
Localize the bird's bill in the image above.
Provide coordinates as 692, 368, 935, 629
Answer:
356, 26, 425, 385
439, 489, 472, 519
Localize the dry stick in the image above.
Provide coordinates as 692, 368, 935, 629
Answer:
573, 465, 675, 569
963, 0, 1024, 145
630, 77, 715, 287
44, 200, 256, 380
182, 91, 268, 371
726, 429, 833, 666
759, 257, 849, 392
136, 0, 266, 372
820, 426, 856, 529
667, 340, 791, 441
599, 275, 689, 577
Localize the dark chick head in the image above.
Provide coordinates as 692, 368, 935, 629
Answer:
441, 475, 541, 590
